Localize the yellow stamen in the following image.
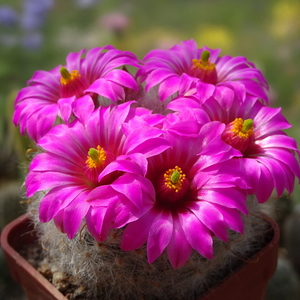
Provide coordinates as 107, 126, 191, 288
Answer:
231, 118, 254, 139
191, 50, 215, 71
164, 166, 186, 193
60, 67, 81, 85
86, 146, 107, 169
192, 58, 216, 71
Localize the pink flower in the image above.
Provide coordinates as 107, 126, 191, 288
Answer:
168, 86, 300, 203
121, 120, 249, 268
13, 46, 140, 141
138, 39, 268, 103
25, 102, 169, 239
100, 12, 130, 32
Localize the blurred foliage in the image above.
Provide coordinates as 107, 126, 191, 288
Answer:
0, 0, 300, 198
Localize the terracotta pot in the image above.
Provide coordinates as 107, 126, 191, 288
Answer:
0, 213, 279, 300
0, 214, 66, 300
201, 217, 279, 300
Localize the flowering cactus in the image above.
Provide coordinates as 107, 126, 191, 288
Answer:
13, 40, 300, 299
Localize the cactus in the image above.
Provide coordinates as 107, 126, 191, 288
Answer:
27, 195, 272, 299
10, 40, 300, 299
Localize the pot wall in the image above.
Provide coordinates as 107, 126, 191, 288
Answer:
0, 214, 66, 300
202, 216, 279, 299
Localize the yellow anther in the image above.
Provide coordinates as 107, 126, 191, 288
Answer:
164, 166, 186, 193
231, 118, 254, 139
86, 146, 107, 169
60, 67, 81, 85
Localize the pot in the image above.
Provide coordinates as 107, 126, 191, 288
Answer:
0, 213, 279, 300
0, 214, 66, 300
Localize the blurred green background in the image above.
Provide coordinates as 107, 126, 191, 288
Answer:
1, 0, 299, 198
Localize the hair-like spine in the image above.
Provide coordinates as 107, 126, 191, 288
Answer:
27, 194, 271, 300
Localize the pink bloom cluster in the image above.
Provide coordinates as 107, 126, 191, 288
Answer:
14, 40, 300, 268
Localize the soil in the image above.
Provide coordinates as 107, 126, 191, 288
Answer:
20, 240, 88, 300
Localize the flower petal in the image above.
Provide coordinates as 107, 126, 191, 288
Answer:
181, 211, 213, 259
121, 209, 157, 251
189, 201, 228, 241
166, 215, 193, 268
147, 209, 173, 264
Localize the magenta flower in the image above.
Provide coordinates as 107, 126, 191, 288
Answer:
13, 45, 140, 141
138, 39, 268, 103
168, 86, 300, 203
121, 120, 249, 268
25, 102, 170, 239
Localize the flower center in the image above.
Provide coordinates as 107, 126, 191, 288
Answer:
83, 145, 116, 185
156, 166, 189, 205
222, 118, 255, 153
60, 67, 81, 85
86, 146, 107, 169
59, 67, 89, 98
231, 118, 254, 138
189, 50, 218, 84
164, 166, 186, 192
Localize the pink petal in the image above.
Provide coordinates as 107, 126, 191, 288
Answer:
190, 201, 228, 241
181, 211, 213, 259
199, 188, 248, 214
243, 158, 274, 203
263, 148, 300, 178
65, 49, 86, 70
86, 185, 120, 206
238, 79, 268, 102
214, 205, 244, 233
166, 215, 193, 268
125, 130, 170, 158
27, 67, 60, 91
254, 107, 291, 138
145, 70, 178, 92
121, 209, 157, 251
86, 206, 111, 241
39, 186, 85, 222
111, 173, 154, 212
98, 159, 144, 182
86, 78, 124, 101
147, 209, 173, 264
158, 75, 181, 101
257, 134, 299, 152
57, 97, 75, 123
72, 95, 95, 125
256, 156, 286, 197
61, 191, 90, 239
26, 104, 59, 141
118, 153, 148, 176
26, 171, 84, 197
103, 69, 138, 91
